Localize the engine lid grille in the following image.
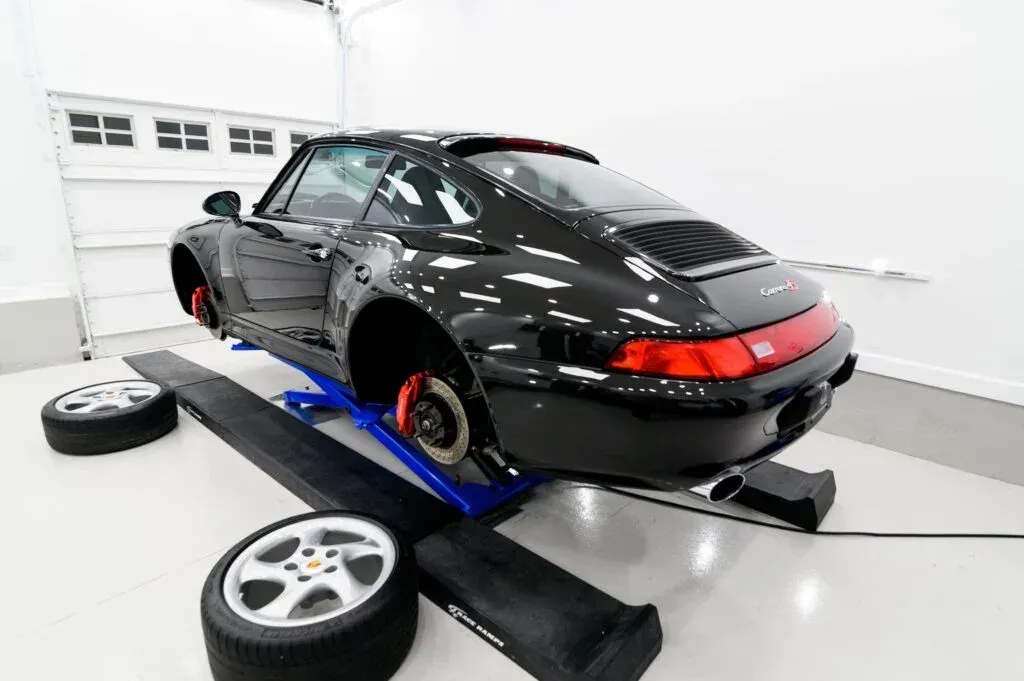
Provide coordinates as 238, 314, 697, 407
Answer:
604, 220, 776, 280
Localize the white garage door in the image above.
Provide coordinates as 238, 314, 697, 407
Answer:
48, 91, 333, 357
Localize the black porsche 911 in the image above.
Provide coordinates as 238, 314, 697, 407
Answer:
168, 129, 856, 499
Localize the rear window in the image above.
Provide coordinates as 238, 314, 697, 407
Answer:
464, 150, 677, 210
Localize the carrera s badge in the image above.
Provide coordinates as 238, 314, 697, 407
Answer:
761, 280, 799, 297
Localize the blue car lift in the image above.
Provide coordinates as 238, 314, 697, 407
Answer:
232, 342, 544, 518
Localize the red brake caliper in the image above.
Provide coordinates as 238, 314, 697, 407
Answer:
396, 370, 432, 436
191, 285, 211, 325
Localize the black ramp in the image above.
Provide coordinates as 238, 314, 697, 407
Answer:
124, 350, 457, 541
418, 519, 662, 681
733, 461, 837, 531
125, 350, 662, 681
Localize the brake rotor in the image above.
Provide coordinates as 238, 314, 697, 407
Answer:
413, 377, 468, 465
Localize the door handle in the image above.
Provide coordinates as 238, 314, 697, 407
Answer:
302, 247, 332, 261
353, 264, 370, 284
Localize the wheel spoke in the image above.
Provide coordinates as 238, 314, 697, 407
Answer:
257, 581, 316, 619
78, 389, 107, 398
297, 526, 325, 547
324, 561, 367, 604
114, 396, 137, 408
343, 540, 383, 561
123, 389, 154, 399
80, 400, 115, 413
238, 558, 285, 585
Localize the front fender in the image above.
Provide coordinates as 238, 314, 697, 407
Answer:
169, 217, 229, 308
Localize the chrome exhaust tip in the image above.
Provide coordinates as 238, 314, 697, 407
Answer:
689, 472, 746, 504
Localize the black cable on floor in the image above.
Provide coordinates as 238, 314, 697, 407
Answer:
581, 484, 1024, 539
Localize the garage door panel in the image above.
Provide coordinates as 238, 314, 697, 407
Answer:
86, 290, 192, 338
65, 181, 265, 234
93, 324, 209, 358
77, 246, 173, 298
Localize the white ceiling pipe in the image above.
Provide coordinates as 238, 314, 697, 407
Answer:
331, 0, 408, 128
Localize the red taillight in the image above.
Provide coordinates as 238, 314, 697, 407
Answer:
605, 299, 841, 380
606, 336, 758, 380
738, 299, 840, 372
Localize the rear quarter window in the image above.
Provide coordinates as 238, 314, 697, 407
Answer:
364, 157, 479, 227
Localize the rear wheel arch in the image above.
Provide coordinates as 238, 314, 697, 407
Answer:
345, 296, 500, 446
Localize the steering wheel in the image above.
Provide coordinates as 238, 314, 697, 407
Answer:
309, 192, 362, 219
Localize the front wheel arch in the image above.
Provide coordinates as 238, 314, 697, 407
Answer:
170, 244, 210, 315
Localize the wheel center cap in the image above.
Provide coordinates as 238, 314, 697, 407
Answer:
301, 558, 323, 574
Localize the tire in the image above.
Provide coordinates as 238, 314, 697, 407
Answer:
201, 511, 419, 681
40, 379, 178, 455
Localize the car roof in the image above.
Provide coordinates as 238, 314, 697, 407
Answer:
308, 128, 600, 162
304, 128, 606, 226
309, 128, 477, 153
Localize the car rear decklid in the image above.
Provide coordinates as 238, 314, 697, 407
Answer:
578, 208, 825, 331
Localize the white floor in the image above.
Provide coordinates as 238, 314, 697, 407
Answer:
2, 340, 1024, 680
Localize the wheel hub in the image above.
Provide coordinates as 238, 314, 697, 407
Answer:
413, 398, 456, 447
300, 557, 325, 575
411, 378, 469, 465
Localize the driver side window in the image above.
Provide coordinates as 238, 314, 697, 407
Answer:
268, 145, 389, 221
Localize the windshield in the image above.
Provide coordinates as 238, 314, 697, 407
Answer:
464, 150, 678, 210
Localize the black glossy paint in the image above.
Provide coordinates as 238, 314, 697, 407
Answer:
168, 129, 856, 490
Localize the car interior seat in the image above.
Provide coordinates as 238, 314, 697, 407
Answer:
393, 166, 453, 225
510, 165, 543, 196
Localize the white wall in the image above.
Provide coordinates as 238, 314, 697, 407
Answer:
346, 0, 1024, 405
0, 0, 75, 302
32, 0, 339, 122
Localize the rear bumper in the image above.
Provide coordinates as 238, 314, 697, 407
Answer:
476, 323, 856, 490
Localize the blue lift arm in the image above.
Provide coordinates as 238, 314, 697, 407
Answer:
232, 342, 544, 517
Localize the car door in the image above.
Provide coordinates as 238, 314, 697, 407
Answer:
220, 143, 390, 359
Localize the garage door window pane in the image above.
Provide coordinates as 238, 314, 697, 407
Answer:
158, 136, 183, 149
229, 127, 249, 140
103, 116, 132, 131
105, 133, 134, 146
71, 130, 102, 145
290, 132, 311, 153
285, 146, 388, 221
254, 143, 274, 155
365, 157, 479, 226
155, 121, 180, 134
183, 123, 207, 137
231, 141, 251, 153
252, 130, 273, 142
69, 113, 99, 128
186, 138, 210, 151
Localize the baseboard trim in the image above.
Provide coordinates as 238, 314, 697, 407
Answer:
856, 352, 1024, 408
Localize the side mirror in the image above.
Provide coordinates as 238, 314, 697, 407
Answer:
203, 191, 241, 218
